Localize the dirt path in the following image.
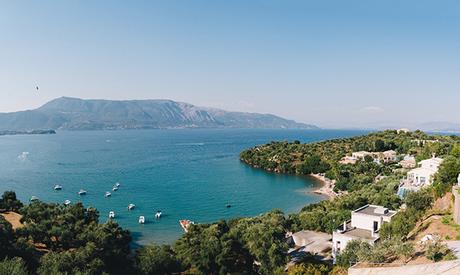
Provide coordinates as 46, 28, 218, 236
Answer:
1, 211, 24, 230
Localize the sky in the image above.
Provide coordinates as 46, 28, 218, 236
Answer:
1, 0, 459, 128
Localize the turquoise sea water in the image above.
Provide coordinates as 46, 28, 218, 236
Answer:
0, 129, 366, 245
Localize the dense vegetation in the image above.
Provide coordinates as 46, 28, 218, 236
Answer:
1, 130, 460, 274
240, 130, 459, 192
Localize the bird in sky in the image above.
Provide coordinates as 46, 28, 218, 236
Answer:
36, 85, 39, 91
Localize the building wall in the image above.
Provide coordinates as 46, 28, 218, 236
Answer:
454, 186, 460, 225
351, 213, 384, 232
332, 231, 376, 259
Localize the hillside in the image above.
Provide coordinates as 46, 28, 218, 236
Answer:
0, 97, 318, 131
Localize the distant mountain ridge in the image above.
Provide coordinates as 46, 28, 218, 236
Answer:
0, 97, 318, 131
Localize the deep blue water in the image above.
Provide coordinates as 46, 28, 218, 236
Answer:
0, 129, 366, 245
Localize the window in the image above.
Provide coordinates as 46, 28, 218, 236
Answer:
373, 221, 378, 232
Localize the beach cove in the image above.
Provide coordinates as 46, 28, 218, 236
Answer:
0, 129, 366, 245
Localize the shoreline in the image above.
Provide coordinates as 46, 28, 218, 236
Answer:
308, 173, 338, 200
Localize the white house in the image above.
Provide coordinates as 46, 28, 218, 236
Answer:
407, 157, 443, 186
332, 205, 397, 260
343, 150, 397, 165
397, 156, 443, 197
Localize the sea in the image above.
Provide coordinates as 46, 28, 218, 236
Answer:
0, 129, 366, 245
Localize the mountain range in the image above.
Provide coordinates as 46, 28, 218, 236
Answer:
0, 97, 318, 131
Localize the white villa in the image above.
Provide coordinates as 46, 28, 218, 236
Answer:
340, 150, 398, 165
332, 205, 397, 260
397, 156, 443, 197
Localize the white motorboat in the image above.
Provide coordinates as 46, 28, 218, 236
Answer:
115, 182, 121, 187
64, 200, 71, 206
54, 184, 62, 190
139, 216, 145, 224
109, 211, 115, 218
78, 189, 87, 195
155, 211, 162, 219
30, 196, 39, 202
128, 204, 135, 210
112, 186, 119, 191
105, 191, 111, 198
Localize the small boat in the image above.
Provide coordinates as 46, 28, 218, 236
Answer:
179, 220, 194, 233
64, 200, 71, 206
109, 211, 115, 218
226, 204, 232, 208
105, 191, 111, 198
78, 189, 87, 195
54, 185, 62, 190
115, 182, 121, 187
128, 204, 135, 210
112, 186, 119, 191
30, 196, 39, 202
139, 216, 145, 224
155, 211, 162, 219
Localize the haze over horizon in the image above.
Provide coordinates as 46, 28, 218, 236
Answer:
1, 1, 459, 128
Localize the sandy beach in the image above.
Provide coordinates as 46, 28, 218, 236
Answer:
309, 173, 338, 200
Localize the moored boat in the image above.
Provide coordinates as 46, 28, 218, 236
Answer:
105, 191, 111, 198
128, 203, 135, 210
155, 211, 162, 219
179, 220, 194, 233
54, 184, 62, 190
139, 216, 145, 224
109, 211, 115, 218
115, 182, 121, 187
112, 186, 119, 191
78, 189, 87, 195
30, 196, 39, 202
64, 200, 71, 206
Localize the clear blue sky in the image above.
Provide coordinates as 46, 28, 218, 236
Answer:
1, 0, 459, 128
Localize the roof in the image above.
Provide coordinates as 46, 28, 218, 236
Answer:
353, 204, 397, 217
335, 221, 379, 241
343, 227, 378, 241
408, 167, 438, 176
291, 230, 332, 254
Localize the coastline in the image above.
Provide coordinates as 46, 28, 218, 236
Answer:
309, 173, 338, 200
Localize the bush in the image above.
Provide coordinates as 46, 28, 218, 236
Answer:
425, 241, 455, 262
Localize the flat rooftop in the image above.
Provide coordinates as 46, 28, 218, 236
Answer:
337, 222, 379, 241
343, 227, 378, 241
354, 204, 396, 217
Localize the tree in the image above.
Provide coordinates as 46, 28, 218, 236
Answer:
335, 240, 371, 267
0, 216, 14, 259
37, 243, 105, 275
136, 244, 181, 275
287, 263, 330, 275
436, 156, 460, 185
0, 258, 28, 275
404, 189, 433, 212
0, 191, 23, 212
